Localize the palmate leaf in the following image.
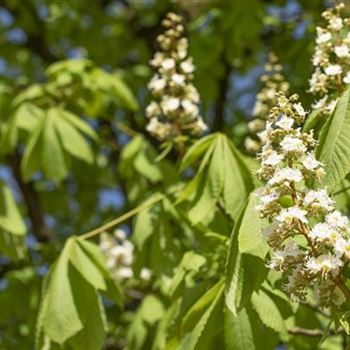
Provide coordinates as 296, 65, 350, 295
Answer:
21, 107, 97, 183
37, 237, 122, 349
316, 87, 350, 190
179, 133, 254, 224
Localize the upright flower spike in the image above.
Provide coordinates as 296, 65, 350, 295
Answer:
309, 3, 350, 116
245, 53, 289, 154
145, 12, 207, 142
256, 92, 350, 307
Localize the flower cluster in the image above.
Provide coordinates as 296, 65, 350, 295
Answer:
99, 229, 151, 281
309, 3, 350, 116
245, 53, 289, 154
256, 92, 350, 307
145, 12, 207, 141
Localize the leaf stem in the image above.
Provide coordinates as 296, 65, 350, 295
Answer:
80, 193, 164, 240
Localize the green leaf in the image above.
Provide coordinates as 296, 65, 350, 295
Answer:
69, 240, 106, 291
54, 111, 94, 164
238, 193, 268, 258
67, 267, 107, 350
180, 133, 217, 172
42, 239, 83, 344
77, 238, 123, 306
180, 133, 255, 224
225, 204, 267, 315
224, 306, 278, 350
182, 280, 224, 334
178, 280, 225, 350
127, 295, 164, 350
0, 181, 26, 235
41, 109, 68, 182
251, 289, 288, 338
21, 108, 96, 182
168, 251, 206, 297
39, 237, 122, 346
316, 87, 350, 189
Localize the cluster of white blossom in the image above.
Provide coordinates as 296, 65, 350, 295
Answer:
256, 92, 350, 307
309, 3, 350, 116
99, 229, 151, 281
245, 53, 289, 154
145, 12, 207, 141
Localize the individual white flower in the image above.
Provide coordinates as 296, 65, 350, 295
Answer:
269, 167, 303, 185
172, 73, 185, 86
329, 17, 343, 31
335, 45, 350, 58
301, 154, 322, 171
326, 210, 349, 229
182, 99, 198, 117
334, 237, 350, 258
116, 267, 133, 279
343, 72, 350, 84
316, 27, 332, 44
180, 60, 194, 73
304, 189, 334, 212
280, 136, 307, 154
162, 97, 180, 113
150, 52, 164, 67
161, 58, 176, 71
276, 206, 308, 224
145, 101, 160, 118
293, 103, 306, 117
268, 250, 285, 270
312, 96, 328, 110
275, 115, 294, 130
309, 222, 334, 241
140, 268, 152, 280
325, 64, 342, 76
305, 254, 343, 277
148, 77, 166, 92
263, 151, 284, 166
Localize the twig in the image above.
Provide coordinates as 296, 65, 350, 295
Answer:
80, 193, 164, 240
288, 327, 325, 337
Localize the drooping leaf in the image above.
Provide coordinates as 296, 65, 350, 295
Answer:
251, 289, 288, 339
0, 181, 26, 235
224, 306, 278, 350
225, 204, 267, 315
316, 87, 350, 189
178, 280, 225, 350
38, 237, 122, 346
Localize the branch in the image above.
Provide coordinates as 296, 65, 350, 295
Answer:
212, 57, 231, 131
8, 150, 50, 242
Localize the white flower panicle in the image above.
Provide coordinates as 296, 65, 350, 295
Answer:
245, 53, 290, 154
309, 3, 350, 116
99, 229, 151, 282
256, 92, 350, 307
145, 12, 207, 141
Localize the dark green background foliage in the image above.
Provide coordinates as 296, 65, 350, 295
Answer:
0, 0, 348, 349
